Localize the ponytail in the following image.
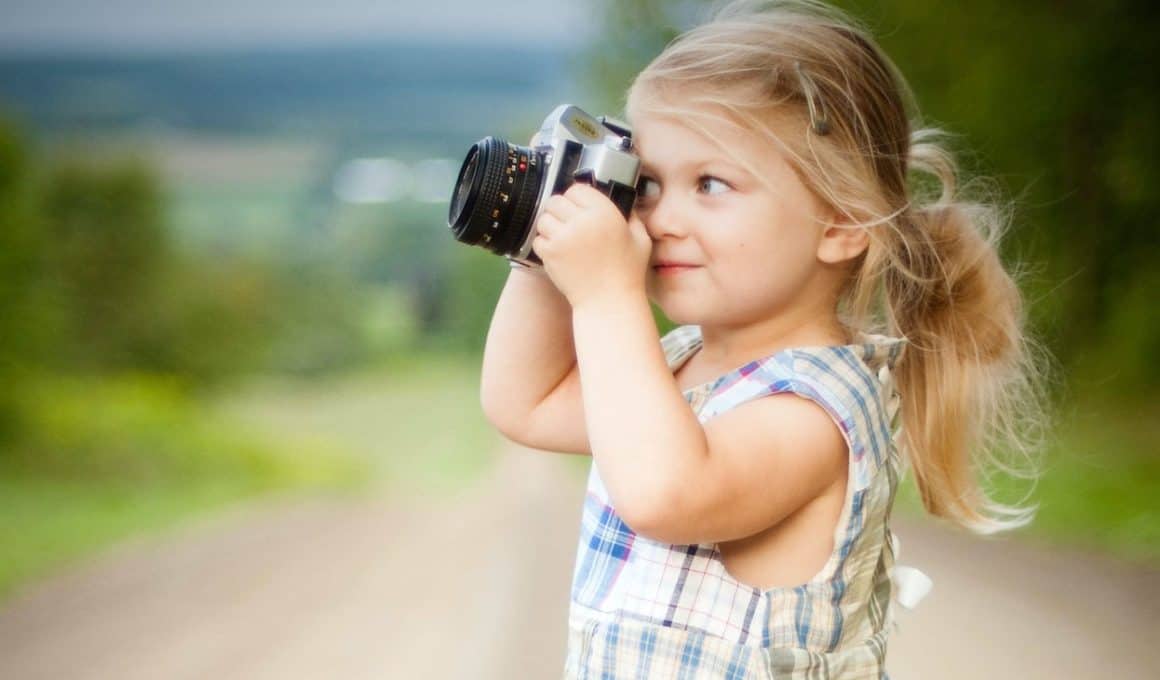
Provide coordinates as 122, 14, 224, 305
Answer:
870, 129, 1046, 533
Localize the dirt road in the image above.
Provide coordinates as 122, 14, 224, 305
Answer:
1, 447, 1155, 679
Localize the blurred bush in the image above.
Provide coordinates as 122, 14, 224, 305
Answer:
585, 0, 1160, 398
0, 116, 372, 595
9, 373, 359, 487
37, 156, 170, 372
0, 117, 43, 441
0, 115, 387, 436
0, 372, 364, 598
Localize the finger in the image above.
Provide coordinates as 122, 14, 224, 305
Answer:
571, 186, 626, 222
541, 194, 581, 221
532, 233, 552, 260
630, 217, 653, 250
534, 211, 561, 239
563, 182, 605, 207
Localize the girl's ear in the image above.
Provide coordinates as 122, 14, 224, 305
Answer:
816, 211, 869, 264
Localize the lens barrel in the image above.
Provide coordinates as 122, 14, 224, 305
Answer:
447, 137, 544, 257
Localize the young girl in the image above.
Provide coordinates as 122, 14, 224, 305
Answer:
480, 1, 1043, 677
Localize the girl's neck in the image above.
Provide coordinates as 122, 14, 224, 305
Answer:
695, 309, 850, 372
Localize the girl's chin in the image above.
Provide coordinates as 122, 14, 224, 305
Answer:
646, 283, 718, 325
649, 298, 701, 326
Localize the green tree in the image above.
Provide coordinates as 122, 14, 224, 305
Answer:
843, 0, 1159, 390
38, 156, 173, 373
0, 119, 47, 441
583, 0, 1160, 393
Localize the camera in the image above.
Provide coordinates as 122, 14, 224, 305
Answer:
447, 104, 641, 264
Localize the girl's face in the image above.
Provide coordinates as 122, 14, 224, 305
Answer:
631, 112, 834, 328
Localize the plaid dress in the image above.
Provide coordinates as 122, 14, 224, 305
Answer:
565, 325, 908, 679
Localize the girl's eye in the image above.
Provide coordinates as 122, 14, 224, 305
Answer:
636, 177, 660, 199
698, 176, 731, 195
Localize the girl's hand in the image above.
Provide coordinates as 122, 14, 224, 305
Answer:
531, 183, 652, 309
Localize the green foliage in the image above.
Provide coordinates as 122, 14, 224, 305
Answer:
37, 155, 173, 372
146, 251, 374, 382
837, 0, 1160, 390
0, 476, 257, 600
431, 244, 511, 352
0, 373, 366, 599
8, 374, 361, 485
582, 0, 700, 114
584, 0, 1159, 396
225, 353, 501, 495
1028, 403, 1160, 564
322, 198, 518, 355
0, 116, 383, 598
335, 202, 457, 342
0, 118, 44, 441
895, 394, 1160, 564
0, 116, 378, 392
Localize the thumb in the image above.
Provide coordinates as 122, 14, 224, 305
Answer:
628, 214, 652, 250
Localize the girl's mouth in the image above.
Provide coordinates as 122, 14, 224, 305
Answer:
653, 264, 699, 275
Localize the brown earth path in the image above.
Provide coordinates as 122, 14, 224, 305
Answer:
0, 446, 1156, 679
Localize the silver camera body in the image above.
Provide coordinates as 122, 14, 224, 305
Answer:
447, 104, 641, 263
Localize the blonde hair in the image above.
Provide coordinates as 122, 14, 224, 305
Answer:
627, 0, 1046, 533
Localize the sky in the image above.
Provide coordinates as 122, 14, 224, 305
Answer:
0, 0, 597, 52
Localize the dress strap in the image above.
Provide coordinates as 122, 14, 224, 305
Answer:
661, 325, 703, 371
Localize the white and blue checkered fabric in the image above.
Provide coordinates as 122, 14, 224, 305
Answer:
565, 325, 908, 679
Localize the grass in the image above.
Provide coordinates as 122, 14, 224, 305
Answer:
218, 351, 503, 496
895, 394, 1160, 565
0, 374, 367, 601
1009, 396, 1158, 563
0, 476, 278, 599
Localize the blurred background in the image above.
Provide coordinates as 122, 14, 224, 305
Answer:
0, 0, 1155, 678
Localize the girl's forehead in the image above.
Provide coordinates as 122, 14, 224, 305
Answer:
632, 113, 777, 172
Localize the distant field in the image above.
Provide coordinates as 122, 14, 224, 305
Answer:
170, 181, 312, 251
219, 353, 509, 497
147, 133, 455, 261
145, 134, 326, 251
154, 136, 326, 185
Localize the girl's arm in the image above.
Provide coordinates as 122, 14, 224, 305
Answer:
479, 267, 591, 455
572, 293, 848, 545
526, 183, 846, 544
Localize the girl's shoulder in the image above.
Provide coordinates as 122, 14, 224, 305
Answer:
662, 325, 905, 489
660, 324, 906, 387
786, 332, 907, 396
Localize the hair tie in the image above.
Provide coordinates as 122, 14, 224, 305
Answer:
794, 62, 831, 136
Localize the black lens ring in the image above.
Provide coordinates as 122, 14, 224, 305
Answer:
447, 136, 544, 256
448, 147, 481, 229
449, 138, 505, 245
505, 150, 544, 254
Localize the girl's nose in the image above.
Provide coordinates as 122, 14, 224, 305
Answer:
641, 193, 689, 241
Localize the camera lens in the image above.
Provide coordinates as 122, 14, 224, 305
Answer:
448, 136, 544, 257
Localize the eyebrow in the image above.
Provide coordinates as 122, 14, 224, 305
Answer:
638, 157, 750, 180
